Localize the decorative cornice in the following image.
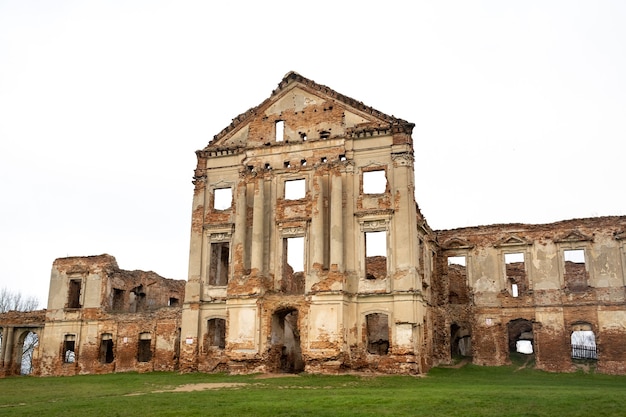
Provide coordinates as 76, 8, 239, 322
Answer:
354, 209, 394, 218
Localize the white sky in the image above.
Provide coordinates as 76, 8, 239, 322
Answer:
1, 1, 625, 306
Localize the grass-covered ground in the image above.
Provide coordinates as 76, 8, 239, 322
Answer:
1, 363, 626, 417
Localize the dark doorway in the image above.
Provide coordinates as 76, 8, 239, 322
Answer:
270, 308, 304, 373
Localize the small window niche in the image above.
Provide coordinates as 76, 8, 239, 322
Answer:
63, 334, 76, 363
99, 333, 114, 364
365, 231, 387, 280
284, 179, 306, 200
447, 256, 469, 304
363, 170, 387, 194
282, 236, 305, 295
213, 187, 232, 210
505, 253, 526, 297
275, 120, 284, 142
209, 241, 229, 286
207, 318, 226, 349
366, 313, 389, 355
564, 249, 588, 291
67, 279, 82, 309
137, 333, 152, 362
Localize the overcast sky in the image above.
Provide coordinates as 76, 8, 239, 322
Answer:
1, 1, 625, 306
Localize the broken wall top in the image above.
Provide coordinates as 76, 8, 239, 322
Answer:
199, 71, 415, 154
437, 215, 626, 249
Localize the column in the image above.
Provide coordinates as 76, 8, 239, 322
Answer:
310, 175, 325, 271
250, 177, 265, 274
330, 170, 344, 272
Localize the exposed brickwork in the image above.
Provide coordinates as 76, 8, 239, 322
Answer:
2, 74, 625, 378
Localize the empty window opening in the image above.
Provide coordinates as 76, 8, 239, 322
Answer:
99, 333, 114, 364
168, 297, 179, 307
285, 179, 306, 200
450, 323, 472, 358
213, 188, 232, 210
270, 309, 304, 373
365, 231, 387, 280
300, 132, 307, 141
320, 130, 330, 139
129, 285, 146, 313
265, 163, 272, 170
282, 237, 305, 294
363, 170, 386, 194
300, 159, 307, 167
321, 156, 327, 163
63, 334, 76, 363
564, 249, 588, 291
137, 333, 152, 362
507, 319, 534, 356
275, 120, 284, 142
447, 256, 469, 304
284, 161, 291, 168
207, 318, 226, 349
20, 331, 38, 375
366, 313, 389, 355
571, 323, 597, 360
67, 279, 81, 308
209, 242, 230, 286
339, 154, 346, 161
112, 288, 125, 311
505, 253, 526, 297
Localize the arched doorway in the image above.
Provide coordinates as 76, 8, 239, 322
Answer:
507, 319, 534, 357
450, 323, 472, 358
269, 308, 304, 373
19, 331, 39, 375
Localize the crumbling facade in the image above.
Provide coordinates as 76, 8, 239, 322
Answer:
0, 255, 185, 376
1, 73, 625, 376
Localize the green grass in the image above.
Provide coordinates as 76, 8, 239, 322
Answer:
1, 365, 626, 416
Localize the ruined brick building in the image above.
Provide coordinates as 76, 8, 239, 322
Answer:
1, 72, 625, 376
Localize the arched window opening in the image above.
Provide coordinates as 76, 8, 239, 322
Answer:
20, 331, 38, 375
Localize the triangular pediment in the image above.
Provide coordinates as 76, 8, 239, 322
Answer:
202, 72, 413, 150
555, 230, 593, 243
441, 237, 474, 250
494, 234, 531, 248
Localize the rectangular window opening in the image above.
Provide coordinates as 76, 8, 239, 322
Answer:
67, 279, 81, 309
505, 253, 526, 297
112, 288, 124, 311
213, 188, 232, 210
207, 318, 226, 349
63, 335, 76, 363
564, 249, 588, 291
366, 313, 389, 355
275, 120, 284, 142
285, 179, 306, 200
99, 333, 114, 364
168, 297, 179, 306
363, 170, 387, 194
282, 237, 305, 294
137, 333, 152, 362
209, 242, 230, 286
365, 231, 387, 280
447, 256, 469, 303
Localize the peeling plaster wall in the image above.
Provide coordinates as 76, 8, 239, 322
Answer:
4, 74, 626, 378
436, 216, 626, 374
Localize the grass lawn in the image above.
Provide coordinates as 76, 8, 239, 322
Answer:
1, 364, 626, 417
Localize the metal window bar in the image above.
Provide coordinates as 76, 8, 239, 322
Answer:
571, 344, 597, 360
